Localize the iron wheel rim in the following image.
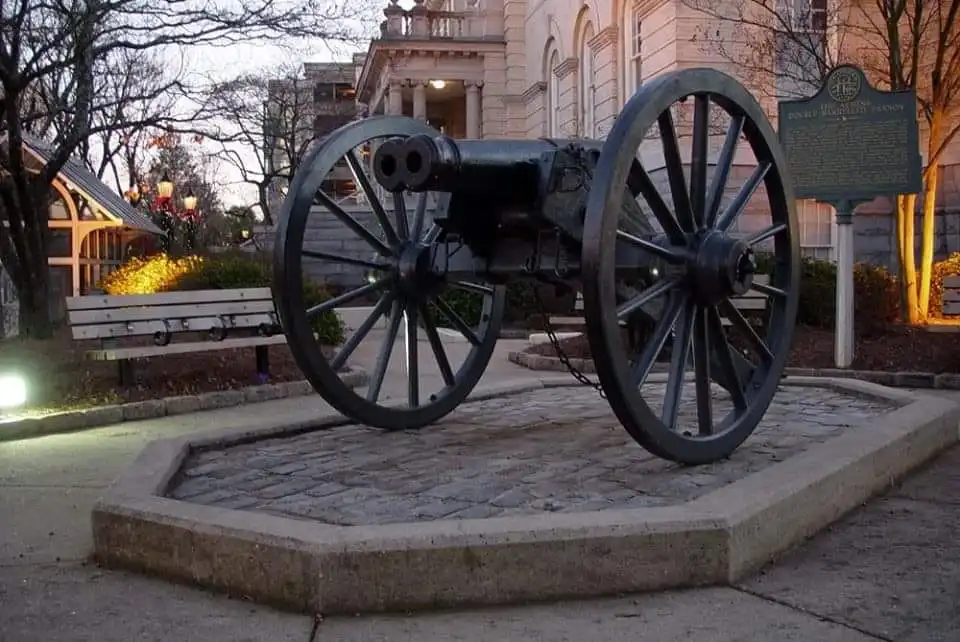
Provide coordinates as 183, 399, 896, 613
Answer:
582, 69, 800, 465
274, 116, 506, 430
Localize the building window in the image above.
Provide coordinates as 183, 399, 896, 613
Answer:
623, 9, 642, 105
314, 84, 334, 103
813, 0, 827, 30
547, 47, 561, 137
797, 199, 835, 260
775, 0, 828, 98
579, 22, 596, 137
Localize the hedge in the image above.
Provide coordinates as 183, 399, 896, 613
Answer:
753, 253, 898, 336
100, 252, 345, 345
102, 251, 911, 342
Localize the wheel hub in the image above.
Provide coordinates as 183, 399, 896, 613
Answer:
689, 231, 755, 305
395, 241, 444, 298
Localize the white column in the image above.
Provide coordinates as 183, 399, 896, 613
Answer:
387, 81, 403, 115
834, 202, 855, 368
413, 81, 427, 121
466, 81, 482, 138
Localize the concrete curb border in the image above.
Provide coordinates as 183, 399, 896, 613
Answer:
0, 368, 369, 443
91, 375, 960, 615
507, 349, 960, 390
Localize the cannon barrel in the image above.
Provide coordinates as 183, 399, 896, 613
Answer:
372, 134, 604, 203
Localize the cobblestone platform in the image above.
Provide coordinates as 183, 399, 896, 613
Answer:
168, 384, 896, 526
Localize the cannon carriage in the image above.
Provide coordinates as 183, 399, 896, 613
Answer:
273, 68, 800, 466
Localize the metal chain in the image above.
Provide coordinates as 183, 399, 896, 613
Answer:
533, 285, 606, 398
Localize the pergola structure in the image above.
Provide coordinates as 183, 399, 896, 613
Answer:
20, 133, 163, 299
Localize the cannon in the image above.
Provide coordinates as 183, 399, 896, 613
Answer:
273, 68, 800, 465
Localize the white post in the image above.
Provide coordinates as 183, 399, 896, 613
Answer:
387, 81, 403, 116
834, 200, 855, 368
466, 81, 482, 138
413, 81, 427, 121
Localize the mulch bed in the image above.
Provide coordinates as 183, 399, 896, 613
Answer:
526, 324, 960, 374
0, 329, 311, 414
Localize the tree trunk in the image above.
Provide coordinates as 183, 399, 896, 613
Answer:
917, 164, 941, 319
917, 111, 943, 320
258, 183, 274, 227
899, 193, 920, 323
15, 263, 53, 340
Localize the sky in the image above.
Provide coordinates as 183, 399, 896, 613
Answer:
181, 39, 364, 211
170, 0, 420, 213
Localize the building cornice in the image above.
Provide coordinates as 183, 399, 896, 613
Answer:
554, 57, 578, 79
522, 81, 546, 104
588, 26, 618, 52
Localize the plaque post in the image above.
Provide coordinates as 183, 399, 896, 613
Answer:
831, 199, 867, 368
779, 64, 923, 367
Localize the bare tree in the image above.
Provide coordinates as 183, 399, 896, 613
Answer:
697, 0, 847, 94
0, 0, 370, 338
684, 0, 960, 323
194, 61, 357, 226
28, 47, 181, 194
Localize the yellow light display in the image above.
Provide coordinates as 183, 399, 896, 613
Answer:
100, 253, 204, 295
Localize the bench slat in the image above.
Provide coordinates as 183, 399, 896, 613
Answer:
944, 276, 960, 289
83, 334, 287, 361
70, 313, 278, 341
68, 299, 275, 325
944, 301, 960, 315
65, 287, 273, 310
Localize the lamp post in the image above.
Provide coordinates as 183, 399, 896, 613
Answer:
125, 173, 202, 253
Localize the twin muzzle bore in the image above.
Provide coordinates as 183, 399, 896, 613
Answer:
372, 134, 447, 193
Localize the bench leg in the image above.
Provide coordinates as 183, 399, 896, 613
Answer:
118, 359, 135, 386
255, 346, 270, 382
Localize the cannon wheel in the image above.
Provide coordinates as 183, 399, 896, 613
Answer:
582, 68, 800, 465
274, 116, 506, 430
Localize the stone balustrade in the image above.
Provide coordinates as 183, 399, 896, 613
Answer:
381, 5, 476, 39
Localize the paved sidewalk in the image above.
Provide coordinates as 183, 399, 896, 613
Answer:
1, 346, 959, 641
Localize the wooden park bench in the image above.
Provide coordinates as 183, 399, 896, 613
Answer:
65, 287, 286, 385
942, 276, 960, 320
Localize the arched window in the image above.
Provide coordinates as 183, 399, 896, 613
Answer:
621, 6, 642, 105
579, 22, 596, 137
547, 47, 561, 137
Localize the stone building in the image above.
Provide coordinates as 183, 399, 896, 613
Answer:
264, 62, 360, 214
341, 0, 960, 271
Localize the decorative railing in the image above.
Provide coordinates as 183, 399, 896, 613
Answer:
381, 9, 472, 40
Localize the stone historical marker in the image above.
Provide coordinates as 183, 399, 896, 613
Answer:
778, 64, 922, 367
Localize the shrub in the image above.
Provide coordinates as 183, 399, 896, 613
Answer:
753, 253, 898, 334
100, 252, 344, 345
428, 286, 485, 328
170, 252, 271, 290
797, 256, 839, 329
853, 262, 899, 335
929, 252, 960, 318
424, 280, 577, 332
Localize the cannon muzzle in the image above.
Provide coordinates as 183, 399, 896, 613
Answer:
371, 134, 465, 193
371, 138, 408, 192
